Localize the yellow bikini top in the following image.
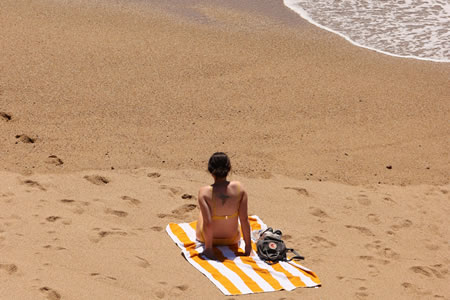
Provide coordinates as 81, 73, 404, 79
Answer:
210, 184, 241, 220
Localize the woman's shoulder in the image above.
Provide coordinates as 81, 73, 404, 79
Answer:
198, 185, 213, 196
229, 181, 245, 192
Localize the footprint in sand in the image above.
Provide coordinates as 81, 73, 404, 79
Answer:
0, 192, 14, 198
172, 204, 197, 214
121, 196, 141, 205
160, 185, 183, 196
45, 155, 64, 166
383, 196, 396, 204
42, 245, 66, 251
21, 179, 46, 191
359, 256, 390, 265
59, 199, 88, 215
410, 266, 433, 277
89, 273, 118, 283
89, 228, 128, 243
424, 241, 439, 251
45, 216, 61, 222
181, 193, 194, 200
104, 208, 128, 218
365, 241, 399, 260
157, 204, 197, 219
0, 193, 14, 203
15, 134, 36, 144
151, 226, 163, 232
336, 276, 366, 282
70, 207, 85, 215
154, 281, 189, 298
175, 284, 189, 291
284, 187, 309, 196
0, 263, 18, 275
0, 112, 12, 121
381, 247, 399, 260
60, 199, 75, 203
367, 264, 380, 277
170, 204, 197, 219
148, 172, 161, 178
154, 289, 165, 299
355, 291, 369, 298
401, 282, 433, 297
390, 219, 412, 231
39, 287, 61, 300
409, 264, 448, 279
168, 284, 190, 297
135, 256, 150, 268
357, 194, 371, 206
345, 225, 375, 237
310, 236, 336, 248
309, 207, 329, 218
367, 214, 381, 225
84, 175, 110, 185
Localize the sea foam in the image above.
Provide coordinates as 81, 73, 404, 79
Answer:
284, 0, 450, 62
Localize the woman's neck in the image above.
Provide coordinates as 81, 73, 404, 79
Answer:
213, 177, 228, 185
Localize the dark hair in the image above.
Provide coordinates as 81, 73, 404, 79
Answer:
208, 152, 231, 178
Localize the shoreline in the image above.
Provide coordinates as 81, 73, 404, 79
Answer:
148, 0, 450, 63
282, 0, 450, 63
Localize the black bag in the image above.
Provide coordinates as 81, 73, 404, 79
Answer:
256, 227, 304, 265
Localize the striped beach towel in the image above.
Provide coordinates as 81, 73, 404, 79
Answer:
166, 215, 321, 295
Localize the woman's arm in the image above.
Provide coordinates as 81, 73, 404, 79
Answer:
198, 187, 215, 259
238, 186, 252, 256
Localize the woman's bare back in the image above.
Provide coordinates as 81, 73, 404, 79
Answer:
196, 181, 243, 242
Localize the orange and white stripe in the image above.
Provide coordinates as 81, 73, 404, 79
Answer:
166, 215, 321, 295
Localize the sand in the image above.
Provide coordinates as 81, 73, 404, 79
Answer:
0, 0, 449, 299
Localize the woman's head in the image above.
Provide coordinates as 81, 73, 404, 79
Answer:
208, 152, 231, 178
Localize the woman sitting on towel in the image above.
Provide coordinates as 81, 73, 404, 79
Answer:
196, 152, 252, 259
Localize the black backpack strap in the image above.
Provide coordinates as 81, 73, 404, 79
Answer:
286, 248, 305, 261
259, 227, 273, 237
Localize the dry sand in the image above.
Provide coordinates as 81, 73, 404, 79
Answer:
0, 0, 449, 299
